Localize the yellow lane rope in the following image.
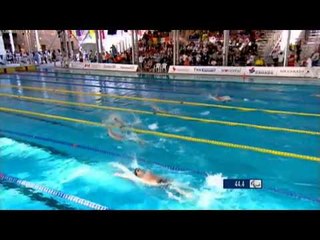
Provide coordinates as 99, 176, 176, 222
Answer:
0, 106, 319, 162
1, 84, 319, 118
0, 93, 319, 136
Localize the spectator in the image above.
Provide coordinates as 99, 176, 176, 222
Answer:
311, 49, 319, 67
255, 55, 265, 66
246, 53, 255, 66
52, 50, 57, 67
306, 56, 312, 67
287, 52, 296, 66
271, 50, 279, 66
139, 54, 144, 70
296, 40, 302, 62
278, 51, 284, 66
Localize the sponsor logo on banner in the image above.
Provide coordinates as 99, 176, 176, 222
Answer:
221, 68, 241, 73
279, 69, 304, 73
119, 65, 135, 70
248, 67, 274, 75
194, 67, 216, 73
70, 62, 137, 72
249, 67, 255, 73
103, 64, 116, 69
171, 66, 191, 72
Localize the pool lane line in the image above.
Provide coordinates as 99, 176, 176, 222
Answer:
1, 129, 319, 205
12, 72, 319, 106
0, 106, 319, 162
15, 71, 316, 95
0, 172, 109, 210
0, 77, 196, 96
10, 72, 208, 91
1, 84, 320, 118
0, 92, 319, 136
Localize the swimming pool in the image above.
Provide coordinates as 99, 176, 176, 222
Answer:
0, 70, 319, 210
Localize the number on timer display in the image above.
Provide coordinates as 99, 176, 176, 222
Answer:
235, 181, 244, 187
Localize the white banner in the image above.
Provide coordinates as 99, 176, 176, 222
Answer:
70, 62, 138, 72
169, 66, 243, 75
169, 66, 320, 78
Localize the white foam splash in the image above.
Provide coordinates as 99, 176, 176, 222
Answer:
200, 111, 210, 116
148, 123, 159, 130
130, 154, 139, 169
205, 173, 226, 189
195, 173, 227, 209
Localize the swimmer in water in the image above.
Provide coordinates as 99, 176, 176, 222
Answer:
105, 114, 145, 145
312, 94, 320, 98
151, 104, 167, 114
209, 94, 232, 102
113, 165, 193, 199
107, 114, 126, 129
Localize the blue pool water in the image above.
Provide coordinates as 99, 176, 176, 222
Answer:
0, 70, 319, 210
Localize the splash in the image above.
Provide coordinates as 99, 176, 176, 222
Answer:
148, 123, 159, 130
130, 154, 140, 169
200, 111, 210, 116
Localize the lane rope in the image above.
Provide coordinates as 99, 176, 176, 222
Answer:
0, 106, 319, 162
0, 77, 195, 96
0, 172, 109, 210
0, 92, 319, 136
1, 84, 320, 118
1, 129, 319, 204
11, 71, 205, 92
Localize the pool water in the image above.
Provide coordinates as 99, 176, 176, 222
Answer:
0, 70, 319, 210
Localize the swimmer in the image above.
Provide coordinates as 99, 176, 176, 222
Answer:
106, 114, 126, 129
107, 127, 145, 145
312, 94, 320, 98
151, 104, 167, 114
108, 128, 125, 141
114, 166, 193, 199
105, 116, 145, 145
209, 94, 232, 102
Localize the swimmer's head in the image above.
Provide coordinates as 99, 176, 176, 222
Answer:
134, 168, 145, 177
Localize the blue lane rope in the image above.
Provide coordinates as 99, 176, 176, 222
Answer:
0, 172, 109, 210
0, 77, 196, 96
1, 128, 319, 205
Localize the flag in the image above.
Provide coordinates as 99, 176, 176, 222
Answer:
100, 30, 105, 39
76, 30, 82, 37
71, 30, 77, 38
89, 30, 95, 38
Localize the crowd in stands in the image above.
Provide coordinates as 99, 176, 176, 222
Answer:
270, 41, 320, 67
0, 49, 62, 65
77, 45, 132, 64
179, 30, 265, 66
137, 30, 173, 72
76, 31, 173, 72
54, 30, 320, 70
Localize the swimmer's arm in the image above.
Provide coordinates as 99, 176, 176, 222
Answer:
114, 172, 132, 179
169, 185, 193, 199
